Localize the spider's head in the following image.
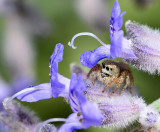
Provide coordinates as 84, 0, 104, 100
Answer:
101, 60, 120, 78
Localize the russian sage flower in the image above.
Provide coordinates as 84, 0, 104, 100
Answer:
0, 99, 39, 132
4, 43, 103, 131
139, 107, 160, 128
69, 0, 136, 68
0, 98, 57, 132
4, 43, 157, 132
70, 0, 160, 75
125, 20, 160, 74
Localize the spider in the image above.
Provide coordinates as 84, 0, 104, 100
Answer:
87, 60, 134, 94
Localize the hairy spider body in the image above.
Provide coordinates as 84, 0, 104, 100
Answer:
87, 60, 134, 94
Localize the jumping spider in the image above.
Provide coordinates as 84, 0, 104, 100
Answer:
87, 60, 134, 94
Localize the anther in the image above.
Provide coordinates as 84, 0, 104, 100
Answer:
79, 118, 83, 122
77, 112, 81, 117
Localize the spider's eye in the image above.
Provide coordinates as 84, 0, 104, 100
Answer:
106, 66, 109, 71
102, 63, 105, 68
110, 68, 113, 71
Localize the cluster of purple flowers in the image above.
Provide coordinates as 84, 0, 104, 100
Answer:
1, 0, 160, 132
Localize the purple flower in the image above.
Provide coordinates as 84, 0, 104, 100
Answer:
38, 72, 147, 132
110, 0, 126, 59
57, 73, 103, 131
125, 20, 160, 74
0, 99, 40, 132
49, 43, 70, 98
5, 43, 150, 132
13, 43, 70, 102
139, 107, 159, 128
38, 73, 147, 131
69, 0, 136, 68
80, 45, 110, 68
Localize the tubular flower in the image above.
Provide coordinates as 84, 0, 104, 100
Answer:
84, 79, 146, 129
0, 99, 57, 132
139, 107, 160, 128
56, 73, 103, 131
0, 99, 39, 132
68, 0, 136, 68
4, 43, 156, 132
38, 73, 147, 131
125, 20, 160, 74
13, 43, 70, 103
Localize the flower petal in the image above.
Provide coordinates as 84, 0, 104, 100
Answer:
81, 101, 103, 128
17, 83, 52, 102
112, 11, 126, 32
49, 43, 70, 98
110, 0, 126, 36
139, 107, 159, 128
121, 38, 137, 59
68, 74, 103, 129
69, 74, 103, 128
125, 20, 160, 74
69, 73, 85, 112
57, 113, 82, 132
110, 0, 121, 21
110, 30, 124, 58
80, 45, 111, 68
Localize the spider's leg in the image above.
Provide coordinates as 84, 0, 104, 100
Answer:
102, 76, 111, 84
113, 77, 124, 93
130, 79, 134, 94
120, 75, 130, 95
102, 77, 117, 93
97, 70, 101, 81
87, 64, 101, 85
129, 73, 134, 94
91, 72, 95, 85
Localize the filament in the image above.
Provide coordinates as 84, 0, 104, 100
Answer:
3, 87, 44, 109
68, 32, 107, 49
37, 118, 67, 132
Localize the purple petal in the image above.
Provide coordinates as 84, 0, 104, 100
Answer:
81, 101, 103, 128
80, 45, 111, 68
109, 0, 133, 59
69, 74, 103, 128
57, 113, 82, 132
110, 0, 125, 36
110, 30, 124, 58
139, 107, 159, 127
121, 38, 137, 59
17, 83, 52, 102
110, 0, 121, 20
125, 21, 160, 74
56, 74, 70, 98
49, 43, 69, 98
69, 73, 84, 112
113, 11, 126, 31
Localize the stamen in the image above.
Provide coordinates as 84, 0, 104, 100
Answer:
68, 32, 108, 49
37, 118, 67, 132
3, 87, 44, 109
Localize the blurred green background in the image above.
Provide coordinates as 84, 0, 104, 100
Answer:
0, 0, 160, 131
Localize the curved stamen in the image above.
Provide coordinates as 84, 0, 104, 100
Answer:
37, 118, 67, 132
68, 32, 108, 49
3, 87, 44, 109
